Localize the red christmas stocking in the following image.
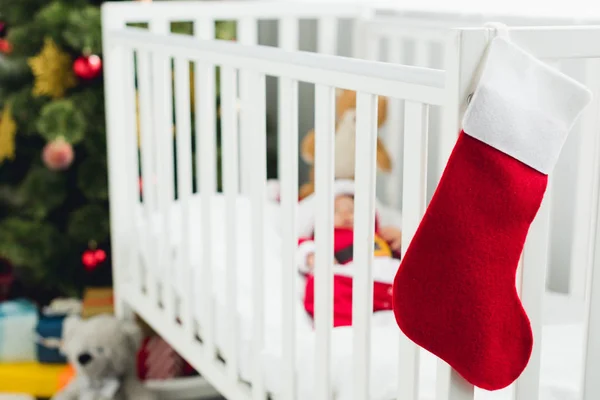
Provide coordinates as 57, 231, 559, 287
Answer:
392, 35, 592, 390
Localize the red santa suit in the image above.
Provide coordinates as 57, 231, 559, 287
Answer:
296, 180, 401, 328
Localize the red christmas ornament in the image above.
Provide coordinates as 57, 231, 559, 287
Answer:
94, 249, 107, 263
82, 251, 97, 271
0, 39, 12, 54
73, 54, 102, 80
82, 241, 107, 271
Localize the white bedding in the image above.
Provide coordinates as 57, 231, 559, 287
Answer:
136, 194, 585, 400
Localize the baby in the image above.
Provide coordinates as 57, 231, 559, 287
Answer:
303, 194, 402, 271
299, 192, 402, 328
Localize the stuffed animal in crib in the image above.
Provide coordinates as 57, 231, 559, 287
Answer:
298, 89, 392, 199
51, 314, 158, 400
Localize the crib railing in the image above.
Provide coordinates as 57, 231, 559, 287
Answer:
103, 2, 600, 399
103, 18, 448, 400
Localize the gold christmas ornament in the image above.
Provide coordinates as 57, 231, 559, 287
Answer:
0, 105, 17, 164
28, 37, 77, 99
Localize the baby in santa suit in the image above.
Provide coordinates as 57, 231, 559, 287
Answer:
296, 181, 402, 328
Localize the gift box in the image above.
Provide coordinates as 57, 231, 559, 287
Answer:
0, 299, 38, 362
81, 287, 113, 318
35, 297, 82, 364
0, 362, 70, 398
35, 313, 67, 364
137, 336, 195, 381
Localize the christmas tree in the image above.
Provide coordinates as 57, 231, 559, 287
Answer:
0, 0, 111, 301
0, 1, 265, 302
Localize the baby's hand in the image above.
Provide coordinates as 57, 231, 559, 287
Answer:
306, 253, 315, 271
379, 226, 402, 252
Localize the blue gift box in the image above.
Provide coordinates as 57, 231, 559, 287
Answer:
35, 313, 68, 364
0, 299, 38, 362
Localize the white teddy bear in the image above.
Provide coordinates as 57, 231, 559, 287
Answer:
52, 314, 158, 400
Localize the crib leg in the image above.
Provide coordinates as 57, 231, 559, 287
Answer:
114, 293, 135, 321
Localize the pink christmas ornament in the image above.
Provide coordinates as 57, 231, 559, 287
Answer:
42, 138, 74, 171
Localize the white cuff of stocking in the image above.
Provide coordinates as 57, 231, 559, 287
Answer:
463, 36, 592, 174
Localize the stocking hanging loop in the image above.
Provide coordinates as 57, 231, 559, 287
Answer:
484, 22, 510, 39
466, 22, 510, 105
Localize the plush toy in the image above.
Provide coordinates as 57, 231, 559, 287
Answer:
298, 89, 392, 199
51, 314, 158, 400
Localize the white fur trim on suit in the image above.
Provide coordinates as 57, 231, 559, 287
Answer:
463, 36, 592, 174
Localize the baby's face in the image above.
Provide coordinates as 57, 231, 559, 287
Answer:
334, 195, 354, 228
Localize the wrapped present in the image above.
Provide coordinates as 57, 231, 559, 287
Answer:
0, 362, 70, 397
35, 314, 67, 364
0, 299, 38, 362
137, 336, 195, 381
81, 287, 113, 318
35, 298, 81, 364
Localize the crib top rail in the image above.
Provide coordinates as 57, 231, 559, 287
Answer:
364, 16, 451, 41
458, 25, 600, 59
104, 27, 446, 105
101, 0, 374, 23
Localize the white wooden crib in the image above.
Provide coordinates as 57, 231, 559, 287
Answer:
101, 1, 600, 399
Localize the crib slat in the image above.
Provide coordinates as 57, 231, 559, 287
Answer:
351, 15, 366, 59
149, 17, 169, 36
570, 59, 600, 300
515, 185, 551, 399
136, 48, 157, 298
279, 17, 298, 51
174, 58, 194, 334
104, 30, 139, 319
280, 75, 299, 400
221, 65, 240, 381
314, 84, 336, 400
147, 20, 171, 313
365, 31, 379, 61
194, 16, 217, 359
415, 40, 430, 68
583, 179, 600, 399
238, 17, 257, 196
151, 48, 175, 316
250, 72, 267, 400
384, 37, 404, 208
581, 62, 600, 400
436, 367, 475, 400
122, 48, 140, 291
317, 16, 338, 55
352, 92, 379, 400
238, 17, 257, 45
397, 101, 429, 400
434, 28, 477, 400
278, 16, 298, 184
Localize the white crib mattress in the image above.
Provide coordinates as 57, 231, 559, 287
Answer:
137, 194, 586, 400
